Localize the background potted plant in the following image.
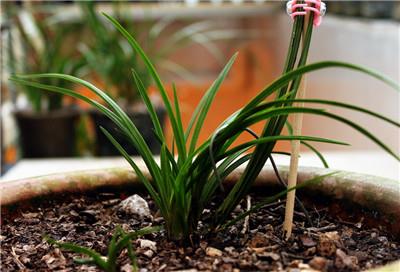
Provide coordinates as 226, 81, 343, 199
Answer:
5, 5, 84, 158
76, 1, 163, 156
77, 1, 251, 156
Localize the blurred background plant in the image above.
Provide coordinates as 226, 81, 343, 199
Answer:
5, 4, 84, 113
78, 1, 150, 107
66, 0, 258, 156
1, 0, 262, 160
2, 3, 85, 158
76, 0, 255, 106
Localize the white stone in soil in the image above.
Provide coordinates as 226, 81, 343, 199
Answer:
138, 239, 157, 251
120, 263, 133, 272
143, 249, 154, 258
206, 247, 223, 257
118, 194, 152, 219
335, 249, 358, 270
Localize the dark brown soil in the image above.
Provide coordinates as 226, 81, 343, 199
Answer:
1, 191, 399, 271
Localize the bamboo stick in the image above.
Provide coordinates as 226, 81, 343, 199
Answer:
283, 14, 309, 240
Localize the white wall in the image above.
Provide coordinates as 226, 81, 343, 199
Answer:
272, 14, 399, 153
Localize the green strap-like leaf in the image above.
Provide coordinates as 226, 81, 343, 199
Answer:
172, 83, 186, 167
100, 127, 165, 215
114, 226, 162, 254
286, 121, 329, 168
221, 135, 348, 160
186, 53, 237, 153
131, 69, 164, 141
45, 237, 108, 271
12, 73, 163, 187
243, 61, 399, 112
102, 13, 187, 162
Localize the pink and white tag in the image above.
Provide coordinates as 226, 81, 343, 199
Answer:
286, 0, 326, 27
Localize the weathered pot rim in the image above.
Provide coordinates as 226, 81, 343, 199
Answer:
1, 165, 399, 271
1, 164, 398, 209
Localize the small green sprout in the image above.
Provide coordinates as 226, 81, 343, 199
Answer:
45, 225, 161, 272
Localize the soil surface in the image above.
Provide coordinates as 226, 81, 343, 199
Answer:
2, 191, 399, 271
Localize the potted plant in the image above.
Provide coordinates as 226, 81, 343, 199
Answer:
4, 4, 400, 271
5, 5, 84, 158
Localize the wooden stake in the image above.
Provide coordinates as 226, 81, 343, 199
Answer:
283, 14, 309, 240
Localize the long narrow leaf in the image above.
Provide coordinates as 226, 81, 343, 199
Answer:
45, 237, 108, 270
102, 13, 187, 161
9, 77, 123, 126
172, 83, 186, 166
131, 69, 164, 141
100, 127, 165, 215
241, 106, 399, 160
187, 53, 238, 153
114, 226, 162, 254
12, 73, 163, 185
221, 135, 348, 161
243, 61, 399, 113
286, 121, 329, 168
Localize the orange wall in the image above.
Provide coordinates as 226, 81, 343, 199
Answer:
160, 41, 289, 152
72, 15, 292, 155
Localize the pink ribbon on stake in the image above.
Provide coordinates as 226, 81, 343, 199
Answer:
286, 0, 326, 26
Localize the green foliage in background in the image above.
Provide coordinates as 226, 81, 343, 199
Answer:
79, 1, 248, 105
7, 6, 84, 112
79, 1, 150, 105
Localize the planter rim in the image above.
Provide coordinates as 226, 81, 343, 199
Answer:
1, 165, 398, 207
1, 165, 399, 271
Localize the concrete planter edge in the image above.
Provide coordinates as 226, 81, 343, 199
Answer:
1, 165, 399, 271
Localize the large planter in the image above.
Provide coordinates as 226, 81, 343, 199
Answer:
90, 106, 166, 156
14, 108, 80, 158
1, 165, 399, 271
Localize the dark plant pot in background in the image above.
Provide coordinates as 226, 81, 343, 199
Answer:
90, 106, 166, 156
14, 109, 80, 158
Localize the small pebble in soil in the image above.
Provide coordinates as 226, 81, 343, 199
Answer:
142, 249, 154, 258
138, 239, 157, 251
224, 246, 236, 255
309, 256, 329, 271
206, 247, 223, 257
118, 194, 152, 219
317, 231, 342, 257
335, 248, 359, 270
